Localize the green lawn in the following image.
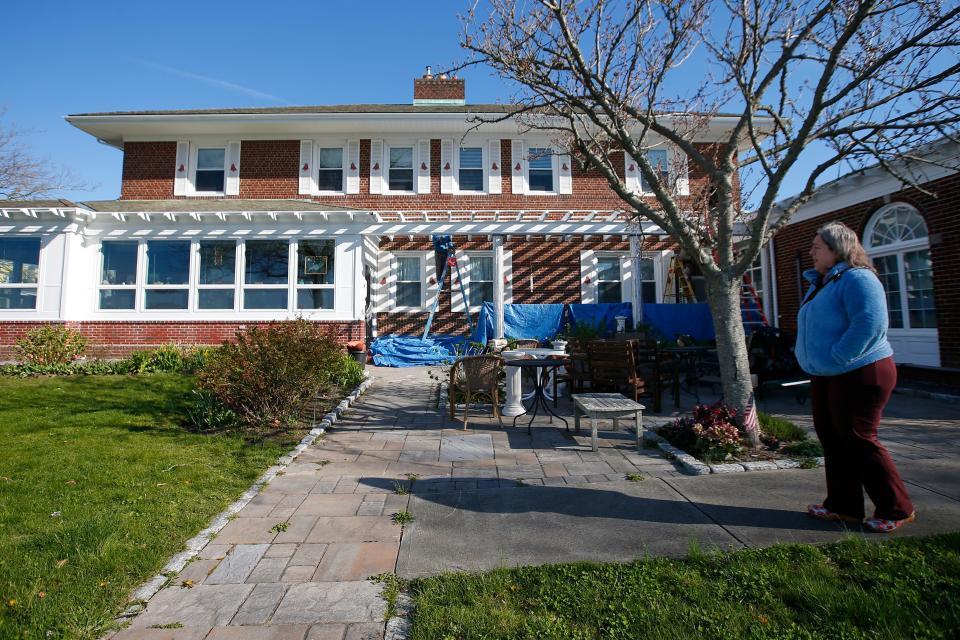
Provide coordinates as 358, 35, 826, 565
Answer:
0, 375, 290, 640
409, 534, 960, 639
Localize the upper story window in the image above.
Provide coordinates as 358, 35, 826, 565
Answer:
528, 147, 554, 192
195, 148, 226, 193
395, 255, 422, 308
458, 147, 484, 192
144, 241, 190, 310
596, 256, 622, 303
468, 254, 494, 308
389, 147, 414, 192
0, 237, 41, 310
317, 147, 344, 192
640, 149, 668, 193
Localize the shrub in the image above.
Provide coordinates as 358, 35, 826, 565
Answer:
185, 388, 238, 432
127, 345, 215, 374
782, 440, 824, 458
196, 319, 346, 432
14, 325, 87, 366
759, 412, 807, 442
328, 354, 366, 389
658, 402, 743, 462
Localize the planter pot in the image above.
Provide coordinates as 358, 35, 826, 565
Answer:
350, 350, 367, 368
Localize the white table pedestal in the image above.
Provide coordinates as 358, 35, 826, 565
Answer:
500, 348, 566, 418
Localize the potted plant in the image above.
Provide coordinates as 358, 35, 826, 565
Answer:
346, 340, 367, 367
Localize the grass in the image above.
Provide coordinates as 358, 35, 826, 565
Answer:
0, 374, 292, 640
758, 412, 808, 442
392, 510, 415, 526
408, 533, 960, 639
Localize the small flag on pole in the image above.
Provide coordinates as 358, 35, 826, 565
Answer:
743, 391, 759, 435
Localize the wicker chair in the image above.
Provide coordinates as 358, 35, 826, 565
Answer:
448, 355, 505, 429
512, 339, 540, 349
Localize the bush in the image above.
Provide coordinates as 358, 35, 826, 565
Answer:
196, 320, 346, 432
328, 354, 366, 389
185, 388, 238, 432
782, 440, 824, 458
127, 345, 215, 374
14, 325, 87, 366
759, 412, 807, 442
658, 402, 743, 462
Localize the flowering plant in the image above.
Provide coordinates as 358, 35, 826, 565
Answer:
657, 402, 745, 462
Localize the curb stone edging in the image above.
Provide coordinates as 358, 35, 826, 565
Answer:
384, 592, 414, 640
116, 372, 374, 621
642, 430, 824, 476
894, 386, 960, 405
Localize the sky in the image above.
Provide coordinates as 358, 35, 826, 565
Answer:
5, 0, 836, 204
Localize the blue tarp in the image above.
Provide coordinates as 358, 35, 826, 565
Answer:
471, 303, 565, 345
369, 336, 459, 367
640, 303, 715, 341
564, 303, 634, 336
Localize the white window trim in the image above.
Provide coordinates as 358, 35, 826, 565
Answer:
595, 252, 627, 304
241, 240, 293, 312
195, 240, 241, 313
526, 144, 559, 195
313, 141, 348, 196
384, 141, 418, 195
142, 239, 194, 313
639, 148, 670, 196
0, 235, 43, 312
97, 240, 142, 313
463, 251, 495, 312
636, 253, 661, 305
454, 143, 488, 195
390, 251, 427, 311
189, 144, 228, 197
294, 239, 338, 312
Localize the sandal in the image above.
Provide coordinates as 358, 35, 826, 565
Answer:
864, 512, 915, 533
807, 504, 863, 524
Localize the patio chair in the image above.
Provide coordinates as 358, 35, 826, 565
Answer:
633, 340, 678, 412
448, 355, 505, 429
553, 352, 590, 405
512, 339, 540, 349
585, 339, 645, 402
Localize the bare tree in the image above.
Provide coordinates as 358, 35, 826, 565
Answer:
459, 0, 960, 441
0, 112, 85, 201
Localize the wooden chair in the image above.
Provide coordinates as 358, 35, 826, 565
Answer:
448, 355, 504, 429
553, 352, 590, 405
512, 339, 540, 349
585, 340, 645, 402
633, 340, 678, 412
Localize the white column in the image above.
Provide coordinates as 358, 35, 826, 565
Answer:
501, 350, 526, 416
493, 234, 505, 339
629, 234, 642, 324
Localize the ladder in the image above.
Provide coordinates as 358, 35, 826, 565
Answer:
663, 254, 697, 303
741, 271, 769, 333
422, 235, 474, 339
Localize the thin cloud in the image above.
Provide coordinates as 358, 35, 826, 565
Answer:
133, 59, 287, 103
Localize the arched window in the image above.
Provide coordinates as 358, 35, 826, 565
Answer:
864, 203, 936, 329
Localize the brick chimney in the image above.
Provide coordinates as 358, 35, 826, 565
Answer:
413, 66, 465, 105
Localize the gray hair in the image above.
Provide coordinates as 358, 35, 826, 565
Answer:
817, 221, 874, 270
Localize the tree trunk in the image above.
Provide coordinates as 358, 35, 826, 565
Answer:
703, 272, 760, 446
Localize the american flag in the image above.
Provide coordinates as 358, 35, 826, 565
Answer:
743, 391, 759, 435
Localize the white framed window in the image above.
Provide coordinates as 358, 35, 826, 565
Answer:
242, 240, 290, 310
387, 145, 415, 192
865, 203, 936, 330
144, 240, 191, 310
640, 149, 669, 194
316, 147, 344, 193
457, 146, 485, 193
99, 241, 140, 310
638, 256, 658, 303
528, 146, 555, 193
393, 254, 424, 310
0, 237, 41, 310
467, 253, 494, 309
596, 255, 623, 303
296, 239, 336, 310
197, 240, 238, 310
192, 147, 227, 194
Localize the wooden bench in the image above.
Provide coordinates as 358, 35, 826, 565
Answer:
572, 393, 645, 452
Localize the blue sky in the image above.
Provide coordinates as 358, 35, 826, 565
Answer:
6, 0, 828, 204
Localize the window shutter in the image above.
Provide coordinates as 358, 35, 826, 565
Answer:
440, 139, 454, 194
620, 254, 633, 305
173, 141, 190, 196
369, 140, 383, 194
451, 250, 468, 313
225, 141, 241, 196
558, 152, 572, 194
417, 139, 431, 193
503, 249, 513, 304
298, 140, 314, 195
624, 150, 641, 194
424, 250, 438, 311
488, 139, 502, 194
511, 140, 526, 194
346, 140, 360, 194
673, 145, 690, 196
580, 249, 597, 304
385, 253, 398, 311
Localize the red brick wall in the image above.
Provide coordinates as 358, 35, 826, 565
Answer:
0, 320, 364, 360
772, 172, 960, 367
120, 142, 177, 199
375, 234, 676, 336
238, 140, 300, 198
413, 78, 465, 101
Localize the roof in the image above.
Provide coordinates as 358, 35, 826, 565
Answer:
0, 199, 78, 208
69, 104, 520, 117
80, 199, 365, 213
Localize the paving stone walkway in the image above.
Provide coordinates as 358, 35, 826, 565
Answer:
111, 366, 960, 639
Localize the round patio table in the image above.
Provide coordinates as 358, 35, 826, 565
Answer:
505, 358, 570, 434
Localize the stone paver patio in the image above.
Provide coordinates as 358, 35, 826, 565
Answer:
111, 366, 960, 639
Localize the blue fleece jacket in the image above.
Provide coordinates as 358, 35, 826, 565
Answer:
795, 261, 894, 377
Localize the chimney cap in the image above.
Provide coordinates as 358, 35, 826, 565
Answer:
424, 65, 433, 79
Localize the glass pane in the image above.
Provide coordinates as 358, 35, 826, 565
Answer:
243, 288, 288, 309
145, 289, 189, 310
528, 147, 552, 169
869, 205, 928, 247
99, 289, 135, 310
101, 241, 138, 285
459, 147, 482, 168
641, 282, 657, 304
199, 241, 236, 285
389, 169, 414, 191
245, 240, 289, 285
598, 282, 622, 303
0, 287, 37, 310
297, 288, 334, 310
639, 257, 655, 282
459, 169, 484, 191
0, 237, 41, 284
389, 147, 413, 168
873, 254, 903, 329
528, 170, 553, 192
298, 240, 335, 285
597, 257, 620, 282
904, 249, 936, 328
197, 148, 225, 170
317, 169, 343, 192
317, 147, 342, 168
641, 149, 668, 192
470, 256, 494, 281
146, 241, 190, 285
198, 289, 235, 310
195, 170, 224, 192
396, 257, 420, 282
469, 282, 493, 308
396, 282, 421, 307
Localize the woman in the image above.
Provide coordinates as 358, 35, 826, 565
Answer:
796, 221, 914, 533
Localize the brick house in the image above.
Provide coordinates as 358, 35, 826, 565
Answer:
767, 138, 960, 370
0, 71, 761, 357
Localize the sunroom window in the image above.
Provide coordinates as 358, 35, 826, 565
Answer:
389, 147, 414, 191
144, 241, 190, 310
99, 241, 138, 310
243, 240, 289, 310
0, 237, 40, 310
198, 240, 237, 310
317, 147, 344, 192
459, 147, 484, 192
528, 147, 554, 192
597, 256, 622, 303
195, 148, 226, 193
296, 240, 335, 310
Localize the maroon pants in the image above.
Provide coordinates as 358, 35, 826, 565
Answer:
810, 357, 914, 520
